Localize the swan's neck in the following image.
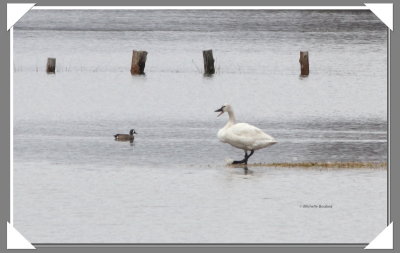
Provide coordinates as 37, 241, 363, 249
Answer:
225, 110, 236, 127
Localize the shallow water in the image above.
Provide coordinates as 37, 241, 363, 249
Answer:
15, 162, 386, 243
13, 10, 387, 243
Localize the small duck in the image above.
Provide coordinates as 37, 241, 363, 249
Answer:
114, 129, 137, 142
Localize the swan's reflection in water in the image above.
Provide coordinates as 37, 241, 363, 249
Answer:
243, 166, 253, 175
228, 165, 255, 176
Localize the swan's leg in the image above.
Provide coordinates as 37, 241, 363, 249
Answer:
244, 150, 254, 164
232, 150, 248, 164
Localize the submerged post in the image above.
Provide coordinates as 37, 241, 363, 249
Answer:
299, 51, 309, 76
203, 50, 215, 75
46, 58, 56, 74
130, 50, 148, 75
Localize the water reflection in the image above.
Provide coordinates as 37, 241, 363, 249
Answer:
243, 166, 253, 175
228, 165, 255, 176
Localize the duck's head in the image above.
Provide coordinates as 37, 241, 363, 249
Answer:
214, 104, 231, 117
130, 129, 137, 135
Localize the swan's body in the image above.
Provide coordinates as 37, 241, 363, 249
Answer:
215, 104, 276, 164
218, 122, 276, 151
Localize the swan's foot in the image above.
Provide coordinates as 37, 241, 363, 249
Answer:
232, 150, 254, 165
232, 159, 247, 164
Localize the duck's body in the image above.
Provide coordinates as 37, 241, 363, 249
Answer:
215, 104, 276, 164
114, 129, 136, 142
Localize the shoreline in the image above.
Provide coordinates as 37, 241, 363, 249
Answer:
228, 161, 387, 169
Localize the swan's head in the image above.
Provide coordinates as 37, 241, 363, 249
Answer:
130, 129, 137, 135
214, 104, 232, 117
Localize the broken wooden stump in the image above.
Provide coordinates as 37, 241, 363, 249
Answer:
203, 50, 215, 75
299, 51, 309, 76
130, 50, 148, 75
46, 58, 56, 74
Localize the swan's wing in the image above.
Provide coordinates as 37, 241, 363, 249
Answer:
229, 123, 274, 139
227, 123, 276, 150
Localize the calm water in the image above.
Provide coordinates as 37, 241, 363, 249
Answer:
13, 10, 387, 243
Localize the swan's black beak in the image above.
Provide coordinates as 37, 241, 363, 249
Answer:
215, 106, 224, 117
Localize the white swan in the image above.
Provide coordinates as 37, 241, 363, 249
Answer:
215, 104, 277, 164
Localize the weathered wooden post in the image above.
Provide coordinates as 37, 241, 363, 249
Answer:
130, 50, 147, 75
203, 49, 215, 75
299, 51, 309, 76
46, 58, 56, 73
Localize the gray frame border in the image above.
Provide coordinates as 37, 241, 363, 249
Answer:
1, 0, 398, 252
